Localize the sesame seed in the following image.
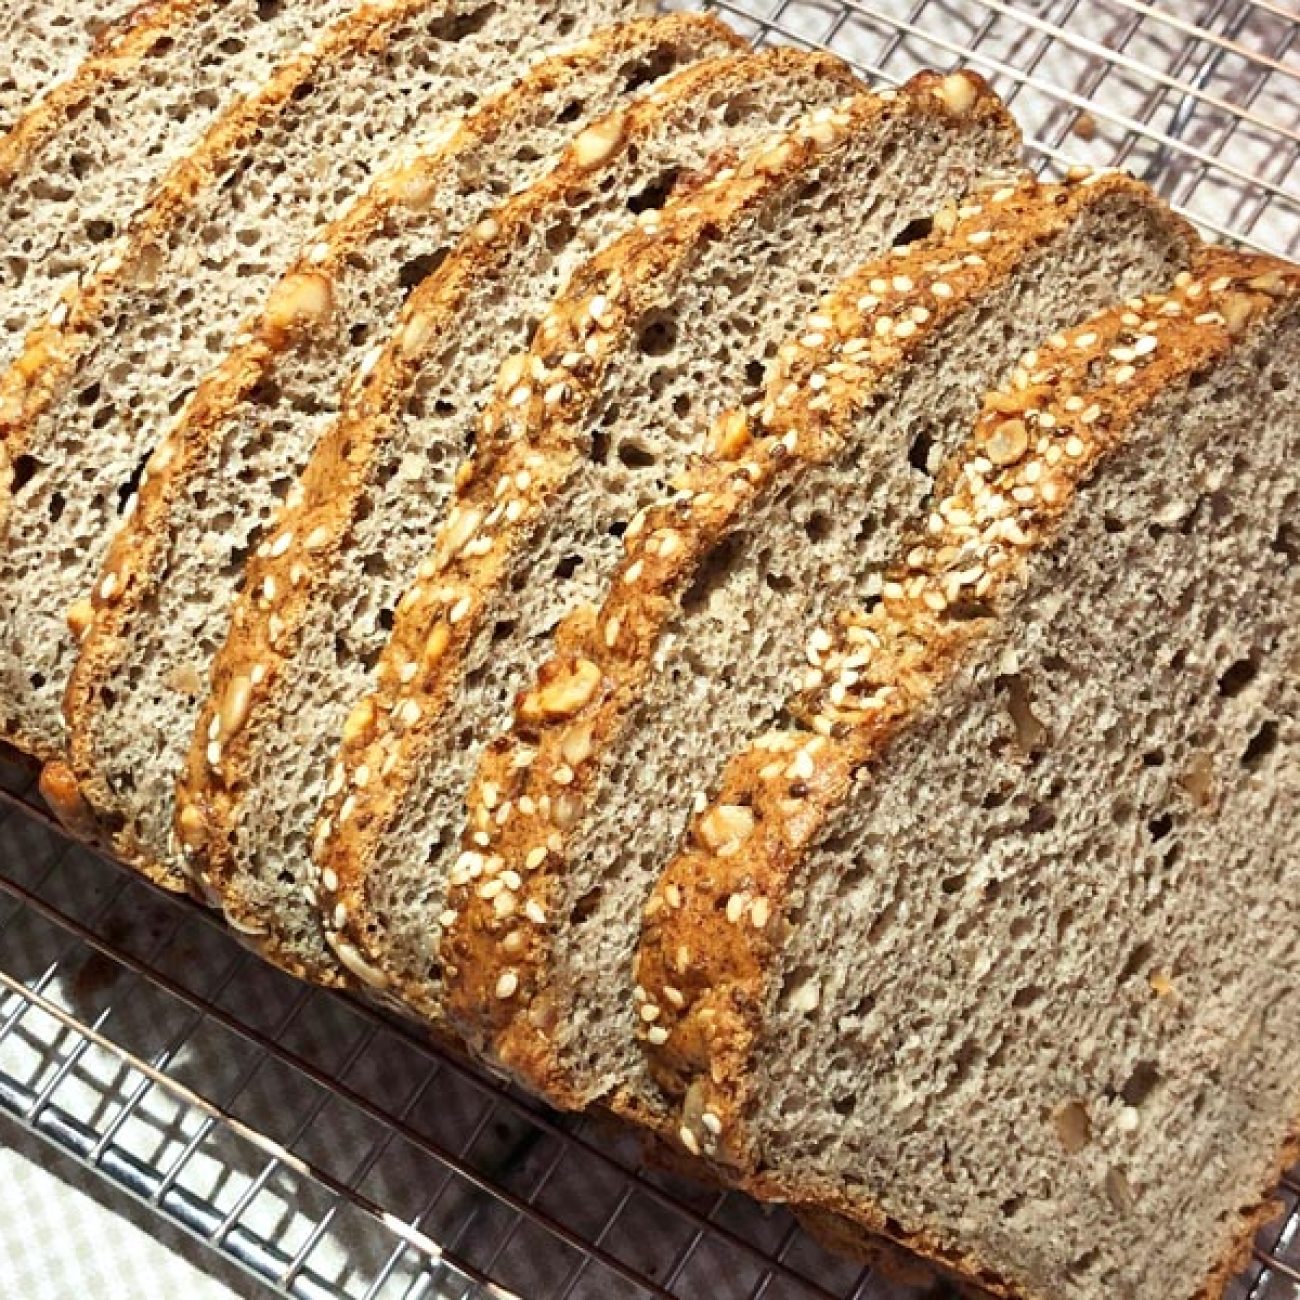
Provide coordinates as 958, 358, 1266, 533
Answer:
524, 899, 546, 925
678, 1125, 701, 1156
646, 1026, 669, 1046
700, 1111, 723, 1136
495, 971, 519, 999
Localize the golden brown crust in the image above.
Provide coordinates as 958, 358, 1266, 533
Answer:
60, 11, 743, 889
432, 171, 1198, 1109
627, 249, 1298, 1286
297, 70, 1017, 1021
171, 46, 860, 979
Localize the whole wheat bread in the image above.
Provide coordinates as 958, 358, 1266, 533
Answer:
173, 46, 863, 983
0, 0, 636, 761
0, 0, 366, 374
61, 12, 739, 891
294, 73, 1023, 1007
0, 0, 145, 135
440, 172, 1198, 1114
635, 255, 1300, 1300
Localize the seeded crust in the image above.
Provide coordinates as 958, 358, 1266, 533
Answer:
629, 252, 1299, 1295
436, 170, 1199, 1114
0, 0, 368, 376
0, 0, 150, 136
59, 12, 741, 893
296, 71, 1019, 1004
172, 46, 862, 982
0, 0, 637, 762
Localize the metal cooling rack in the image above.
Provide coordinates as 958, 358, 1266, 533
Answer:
1, 1, 1298, 1297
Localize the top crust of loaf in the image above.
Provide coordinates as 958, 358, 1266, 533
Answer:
629, 252, 1299, 1282
170, 45, 860, 971
434, 170, 1199, 1110
59, 9, 744, 890
296, 70, 1018, 1001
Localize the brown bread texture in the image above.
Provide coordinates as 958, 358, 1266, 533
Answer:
298, 73, 1022, 1008
0, 0, 365, 374
172, 47, 863, 984
0, 0, 148, 135
0, 0, 636, 762
438, 171, 1198, 1115
61, 12, 739, 892
633, 253, 1300, 1300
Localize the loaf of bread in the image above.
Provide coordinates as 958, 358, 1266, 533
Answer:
0, 0, 634, 761
305, 72, 1022, 1015
0, 7, 1294, 1297
439, 171, 1198, 1116
62, 10, 740, 893
636, 254, 1300, 1299
173, 44, 862, 985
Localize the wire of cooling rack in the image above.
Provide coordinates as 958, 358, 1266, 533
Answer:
1, 2, 1298, 1299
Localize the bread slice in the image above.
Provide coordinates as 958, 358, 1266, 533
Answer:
172, 46, 866, 983
635, 253, 1300, 1300
59, 13, 741, 892
0, 0, 369, 374
0, 0, 638, 761
0, 0, 146, 135
283, 72, 1023, 1002
439, 172, 1199, 1113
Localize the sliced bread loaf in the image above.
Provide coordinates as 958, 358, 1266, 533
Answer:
60, 12, 740, 891
635, 255, 1300, 1300
0, 0, 146, 135
0, 0, 367, 373
0, 0, 636, 761
439, 172, 1198, 1113
290, 73, 1023, 1002
173, 47, 864, 981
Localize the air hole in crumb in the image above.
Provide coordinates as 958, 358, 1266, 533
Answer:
1274, 523, 1298, 559
554, 555, 583, 581
1142, 749, 1165, 767
48, 492, 65, 523
398, 250, 446, 296
636, 313, 677, 357
1024, 803, 1056, 834
1242, 720, 1278, 771
940, 871, 966, 895
589, 427, 610, 465
377, 608, 394, 633
1121, 1060, 1160, 1106
571, 885, 603, 925
908, 430, 933, 474
743, 358, 765, 396
1103, 514, 1124, 534
255, 0, 284, 18
1147, 812, 1173, 842
555, 99, 582, 125
804, 511, 833, 544
116, 452, 149, 516
1117, 940, 1153, 984
617, 441, 656, 470
998, 674, 1049, 752
682, 534, 743, 613
545, 217, 576, 254
832, 1094, 857, 1116
764, 570, 794, 595
627, 170, 678, 216
1218, 656, 1258, 697
1011, 984, 1044, 1009
10, 454, 39, 493
892, 215, 934, 247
